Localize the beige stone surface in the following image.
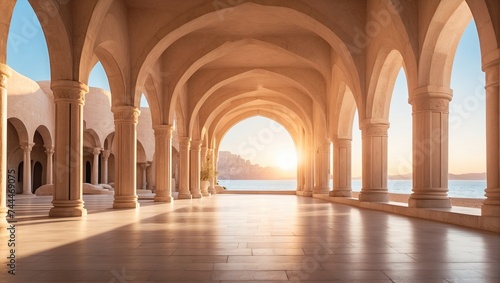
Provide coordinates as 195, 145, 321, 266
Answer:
0, 1, 498, 233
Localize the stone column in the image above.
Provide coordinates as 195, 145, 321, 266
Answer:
91, 147, 101, 185
330, 138, 352, 197
359, 120, 389, 202
49, 80, 88, 217
20, 143, 34, 195
207, 148, 216, 194
482, 55, 500, 216
314, 141, 330, 194
408, 87, 452, 208
296, 156, 302, 192
101, 150, 111, 184
0, 64, 10, 229
178, 137, 192, 199
45, 147, 55, 184
153, 125, 174, 202
190, 139, 202, 198
112, 106, 140, 209
200, 145, 210, 197
201, 146, 208, 168
141, 162, 150, 190
303, 147, 314, 197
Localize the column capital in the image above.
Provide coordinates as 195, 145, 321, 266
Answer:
153, 124, 174, 138
20, 143, 35, 152
333, 138, 352, 147
51, 80, 88, 105
0, 63, 12, 89
409, 86, 452, 113
92, 147, 102, 155
482, 48, 500, 72
44, 146, 55, 154
102, 149, 111, 159
191, 139, 202, 150
360, 120, 389, 137
112, 106, 140, 124
178, 136, 191, 149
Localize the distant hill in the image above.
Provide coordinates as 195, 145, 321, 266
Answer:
217, 151, 295, 180
353, 172, 486, 180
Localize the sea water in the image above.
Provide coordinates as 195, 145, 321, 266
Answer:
217, 179, 487, 199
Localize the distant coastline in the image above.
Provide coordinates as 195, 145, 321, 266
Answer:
219, 173, 487, 181
352, 172, 486, 181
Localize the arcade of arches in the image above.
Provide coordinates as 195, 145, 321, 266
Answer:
0, 0, 499, 234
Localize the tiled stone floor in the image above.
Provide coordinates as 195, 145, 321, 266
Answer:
1, 194, 499, 282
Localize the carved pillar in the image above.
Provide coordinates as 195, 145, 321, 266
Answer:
101, 150, 111, 184
45, 147, 55, 184
303, 147, 314, 197
330, 138, 352, 197
359, 120, 389, 202
141, 162, 150, 190
20, 143, 34, 195
408, 87, 452, 208
112, 106, 140, 209
178, 137, 192, 199
482, 54, 500, 216
314, 141, 330, 194
200, 145, 210, 196
153, 125, 174, 202
296, 156, 302, 191
207, 148, 216, 194
0, 64, 9, 229
49, 80, 88, 217
190, 139, 202, 198
91, 147, 101, 185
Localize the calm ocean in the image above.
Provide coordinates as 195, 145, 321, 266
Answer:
217, 179, 487, 199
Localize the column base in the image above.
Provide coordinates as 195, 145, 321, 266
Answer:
201, 192, 210, 197
481, 204, 500, 217
49, 200, 87, 217
358, 191, 388, 202
191, 193, 202, 198
409, 190, 452, 208
178, 193, 192, 199
208, 188, 216, 194
154, 196, 173, 203
22, 192, 33, 195
482, 187, 500, 216
302, 191, 313, 197
313, 187, 330, 194
113, 196, 139, 209
408, 198, 451, 208
329, 190, 352, 197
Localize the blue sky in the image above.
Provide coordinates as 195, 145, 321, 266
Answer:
7, 0, 486, 175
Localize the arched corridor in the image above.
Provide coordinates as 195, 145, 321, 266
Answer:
0, 0, 499, 280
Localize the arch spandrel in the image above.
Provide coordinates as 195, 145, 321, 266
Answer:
28, 0, 73, 81
464, 0, 499, 64
0, 0, 16, 63
418, 0, 473, 88
133, 2, 363, 118
365, 49, 405, 122
164, 37, 330, 109
195, 87, 312, 135
184, 68, 321, 128
196, 92, 312, 143
209, 102, 306, 146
